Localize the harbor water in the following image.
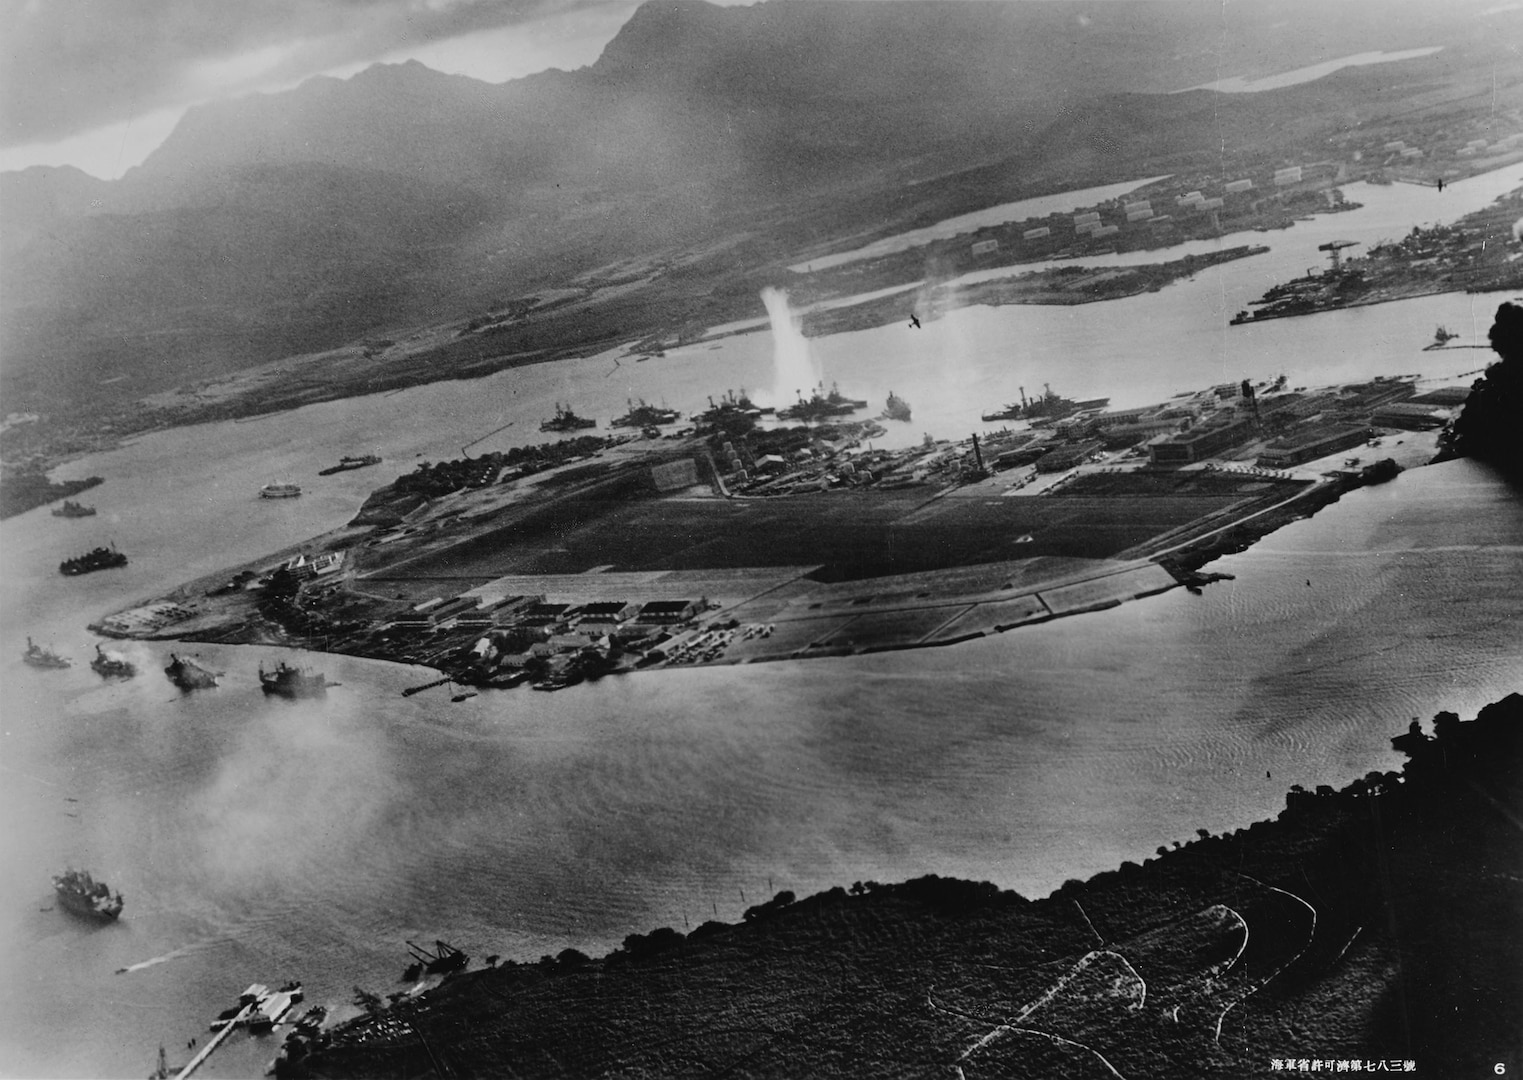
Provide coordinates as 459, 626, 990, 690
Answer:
1, 164, 1521, 1078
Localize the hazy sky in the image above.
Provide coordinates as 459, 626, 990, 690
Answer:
0, 0, 696, 177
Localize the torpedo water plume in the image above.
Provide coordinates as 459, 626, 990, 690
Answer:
761, 287, 821, 406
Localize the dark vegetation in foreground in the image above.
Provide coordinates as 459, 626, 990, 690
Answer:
281, 695, 1523, 1079
1445, 300, 1523, 482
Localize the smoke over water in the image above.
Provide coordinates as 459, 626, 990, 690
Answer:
761, 288, 821, 406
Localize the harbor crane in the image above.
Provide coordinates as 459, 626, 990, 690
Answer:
1318, 240, 1359, 271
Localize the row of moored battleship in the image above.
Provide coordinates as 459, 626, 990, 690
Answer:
21, 639, 327, 697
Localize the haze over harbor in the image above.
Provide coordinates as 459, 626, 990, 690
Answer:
3, 1, 1522, 1076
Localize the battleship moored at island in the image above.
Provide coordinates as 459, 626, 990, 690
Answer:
260, 482, 303, 499
317, 454, 382, 476
91, 644, 137, 679
164, 653, 220, 691
880, 391, 912, 422
51, 500, 97, 518
540, 404, 597, 432
980, 384, 1109, 423
611, 400, 682, 428
693, 389, 774, 428
59, 544, 127, 576
52, 868, 124, 920
259, 661, 328, 699
776, 382, 869, 423
23, 638, 72, 669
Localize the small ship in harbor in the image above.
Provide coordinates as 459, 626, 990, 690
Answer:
318, 454, 381, 476
611, 399, 682, 428
1423, 325, 1461, 350
52, 868, 124, 921
59, 544, 127, 576
980, 384, 1109, 424
165, 653, 220, 691
259, 661, 328, 699
540, 404, 597, 433
91, 644, 137, 679
51, 500, 97, 518
260, 482, 302, 499
23, 638, 72, 669
776, 382, 869, 423
880, 391, 912, 423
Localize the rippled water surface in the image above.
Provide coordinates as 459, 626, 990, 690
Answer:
1, 164, 1521, 1078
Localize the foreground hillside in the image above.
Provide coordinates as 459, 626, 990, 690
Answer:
279, 695, 1523, 1079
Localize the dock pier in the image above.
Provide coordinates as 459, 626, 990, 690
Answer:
173, 1003, 253, 1079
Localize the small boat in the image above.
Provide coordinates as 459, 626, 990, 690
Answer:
91, 644, 137, 679
51, 500, 97, 518
318, 454, 382, 476
259, 661, 327, 699
23, 637, 72, 669
259, 482, 302, 499
52, 867, 124, 921
1423, 325, 1461, 350
164, 653, 220, 691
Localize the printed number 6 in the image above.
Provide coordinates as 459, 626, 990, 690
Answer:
1495, 1065, 1506, 1075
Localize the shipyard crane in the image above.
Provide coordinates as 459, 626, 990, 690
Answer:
1318, 240, 1359, 271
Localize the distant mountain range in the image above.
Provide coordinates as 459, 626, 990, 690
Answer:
2, 0, 1514, 414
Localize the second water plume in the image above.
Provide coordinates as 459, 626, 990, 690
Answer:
762, 288, 821, 405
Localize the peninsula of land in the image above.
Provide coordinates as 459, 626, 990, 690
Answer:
95, 369, 1459, 692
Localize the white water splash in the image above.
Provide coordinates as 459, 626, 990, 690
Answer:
761, 288, 821, 407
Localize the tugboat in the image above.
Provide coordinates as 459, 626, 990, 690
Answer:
23, 638, 72, 669
91, 645, 137, 679
540, 404, 597, 433
880, 391, 912, 422
259, 482, 302, 499
164, 653, 220, 691
52, 867, 124, 920
611, 399, 681, 428
51, 500, 97, 518
318, 454, 382, 476
259, 661, 327, 699
59, 544, 128, 576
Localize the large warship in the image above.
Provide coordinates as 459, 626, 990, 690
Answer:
52, 868, 124, 921
981, 384, 1109, 423
880, 392, 912, 422
59, 544, 127, 576
259, 661, 328, 699
91, 644, 137, 679
23, 638, 72, 669
318, 454, 382, 476
693, 389, 772, 428
165, 653, 220, 691
776, 382, 869, 423
540, 404, 597, 432
51, 500, 97, 518
610, 400, 681, 428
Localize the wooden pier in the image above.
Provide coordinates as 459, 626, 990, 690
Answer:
173, 1002, 253, 1079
